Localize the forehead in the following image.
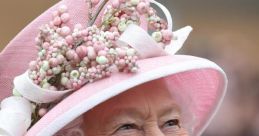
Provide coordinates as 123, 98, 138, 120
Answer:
86, 79, 180, 118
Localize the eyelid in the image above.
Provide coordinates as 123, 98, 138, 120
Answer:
159, 114, 181, 126
162, 119, 181, 128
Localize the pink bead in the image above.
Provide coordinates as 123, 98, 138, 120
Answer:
49, 86, 57, 91
61, 13, 70, 23
107, 33, 115, 40
87, 46, 97, 60
112, 0, 120, 8
74, 24, 83, 30
91, 61, 97, 67
53, 17, 62, 26
52, 10, 59, 18
38, 108, 48, 117
29, 61, 37, 70
59, 5, 68, 14
74, 54, 81, 63
162, 30, 173, 41
42, 42, 50, 49
137, 2, 147, 14
65, 35, 74, 44
49, 58, 59, 67
110, 27, 119, 32
117, 49, 126, 57
86, 41, 93, 46
61, 26, 71, 36
119, 59, 126, 67
91, 0, 100, 5
81, 29, 89, 36
76, 46, 88, 59
119, 0, 126, 3
73, 82, 78, 88
98, 50, 107, 56
93, 42, 105, 51
66, 50, 76, 60
87, 36, 93, 41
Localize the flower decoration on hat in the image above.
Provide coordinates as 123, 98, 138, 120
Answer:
0, 0, 193, 135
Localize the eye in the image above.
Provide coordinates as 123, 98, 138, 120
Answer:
117, 123, 139, 131
163, 119, 180, 128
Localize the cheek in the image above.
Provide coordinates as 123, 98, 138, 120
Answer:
167, 128, 189, 136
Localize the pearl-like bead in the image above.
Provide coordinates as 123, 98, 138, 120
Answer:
112, 0, 120, 8
66, 50, 76, 60
53, 17, 62, 26
96, 56, 109, 65
52, 66, 62, 75
93, 42, 105, 51
126, 48, 136, 56
119, 0, 126, 3
91, 0, 100, 5
42, 42, 50, 49
42, 61, 50, 71
61, 13, 70, 23
130, 0, 140, 6
118, 59, 126, 67
61, 26, 71, 36
59, 5, 68, 14
98, 50, 107, 56
75, 24, 83, 30
65, 35, 74, 44
42, 82, 51, 89
118, 22, 127, 32
87, 46, 97, 60
38, 108, 48, 117
76, 46, 88, 59
70, 70, 80, 79
162, 30, 173, 41
29, 61, 37, 70
152, 31, 163, 42
117, 49, 126, 57
61, 77, 69, 86
131, 67, 138, 73
49, 58, 59, 67
137, 2, 147, 14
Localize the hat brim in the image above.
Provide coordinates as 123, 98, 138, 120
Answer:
26, 55, 227, 136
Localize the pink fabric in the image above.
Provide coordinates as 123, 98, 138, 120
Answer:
0, 0, 227, 136
25, 55, 226, 136
0, 0, 90, 101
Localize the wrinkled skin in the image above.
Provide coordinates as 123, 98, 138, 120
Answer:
83, 79, 189, 136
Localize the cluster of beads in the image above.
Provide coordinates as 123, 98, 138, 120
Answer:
28, 0, 173, 91
101, 0, 173, 45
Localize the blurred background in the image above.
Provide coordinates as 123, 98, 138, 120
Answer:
0, 0, 258, 135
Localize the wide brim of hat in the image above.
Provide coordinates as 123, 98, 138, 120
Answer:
25, 55, 227, 136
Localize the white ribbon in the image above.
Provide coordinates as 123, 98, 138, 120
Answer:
0, 97, 32, 136
117, 0, 193, 58
117, 24, 167, 59
165, 26, 193, 55
13, 71, 72, 103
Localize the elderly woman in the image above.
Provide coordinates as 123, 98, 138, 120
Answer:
0, 0, 227, 136
83, 79, 189, 136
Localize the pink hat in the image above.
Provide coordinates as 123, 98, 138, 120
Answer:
0, 0, 227, 136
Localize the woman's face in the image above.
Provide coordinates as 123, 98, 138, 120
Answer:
83, 80, 189, 136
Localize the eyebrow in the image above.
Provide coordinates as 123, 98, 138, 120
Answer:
105, 107, 144, 130
110, 107, 145, 119
158, 103, 181, 118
